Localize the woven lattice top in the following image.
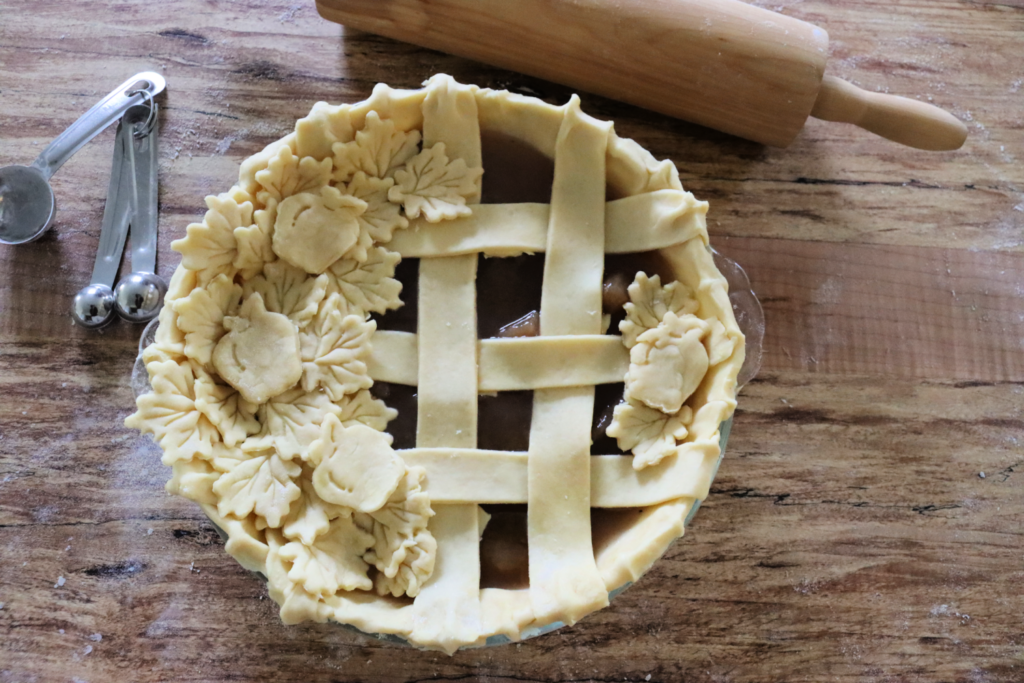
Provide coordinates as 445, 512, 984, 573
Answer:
126, 75, 744, 653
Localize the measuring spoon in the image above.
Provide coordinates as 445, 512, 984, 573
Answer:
71, 121, 136, 329
0, 71, 165, 246
114, 102, 167, 323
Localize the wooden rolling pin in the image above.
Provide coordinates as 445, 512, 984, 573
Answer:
315, 0, 967, 150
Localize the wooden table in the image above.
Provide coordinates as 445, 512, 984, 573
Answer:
1, 1, 1021, 681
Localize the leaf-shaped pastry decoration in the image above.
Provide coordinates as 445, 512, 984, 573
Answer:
152, 305, 185, 353
265, 531, 324, 625
234, 199, 278, 280
125, 360, 219, 466
272, 186, 369, 274
243, 260, 328, 327
238, 140, 292, 198
345, 172, 408, 245
295, 101, 355, 161
194, 374, 260, 447
281, 466, 348, 545
336, 389, 398, 440
209, 441, 252, 474
620, 273, 700, 348
165, 263, 199, 304
150, 297, 188, 365
279, 516, 374, 596
255, 145, 332, 206
625, 312, 710, 414
388, 143, 484, 223
142, 341, 187, 368
171, 190, 253, 279
166, 458, 220, 506
606, 398, 693, 471
243, 388, 343, 461
332, 111, 421, 184
147, 295, 187, 363
324, 247, 402, 317
310, 415, 404, 513
213, 450, 302, 528
704, 318, 739, 367
373, 537, 435, 599
300, 295, 374, 401
354, 467, 436, 598
173, 274, 243, 367
212, 293, 304, 405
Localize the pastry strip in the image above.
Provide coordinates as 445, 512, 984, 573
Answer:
393, 203, 548, 258
368, 331, 629, 390
401, 449, 529, 503
399, 446, 718, 507
367, 330, 419, 385
478, 335, 629, 391
407, 504, 485, 654
414, 256, 479, 446
410, 75, 484, 650
593, 498, 692, 593
389, 190, 707, 257
415, 74, 482, 449
323, 580, 416, 637
479, 588, 536, 643
527, 98, 610, 625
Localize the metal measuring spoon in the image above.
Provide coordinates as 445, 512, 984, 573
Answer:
114, 102, 167, 323
71, 121, 136, 329
0, 71, 165, 246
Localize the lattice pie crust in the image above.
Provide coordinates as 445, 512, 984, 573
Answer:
126, 75, 744, 653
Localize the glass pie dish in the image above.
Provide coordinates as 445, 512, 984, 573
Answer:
126, 76, 763, 653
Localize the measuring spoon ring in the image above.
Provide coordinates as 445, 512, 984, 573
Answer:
115, 101, 167, 323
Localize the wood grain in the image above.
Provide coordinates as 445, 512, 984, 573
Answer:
717, 236, 1024, 381
1, 0, 1022, 681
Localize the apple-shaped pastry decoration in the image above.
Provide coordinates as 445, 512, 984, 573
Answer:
273, 186, 368, 274
213, 292, 304, 404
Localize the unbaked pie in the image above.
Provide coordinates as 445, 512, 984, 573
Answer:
126, 75, 745, 653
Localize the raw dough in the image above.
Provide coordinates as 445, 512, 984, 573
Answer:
213, 293, 303, 404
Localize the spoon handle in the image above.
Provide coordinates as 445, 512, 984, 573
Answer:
91, 123, 135, 288
30, 72, 166, 181
126, 103, 159, 275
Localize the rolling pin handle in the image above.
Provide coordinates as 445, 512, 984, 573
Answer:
811, 75, 967, 151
